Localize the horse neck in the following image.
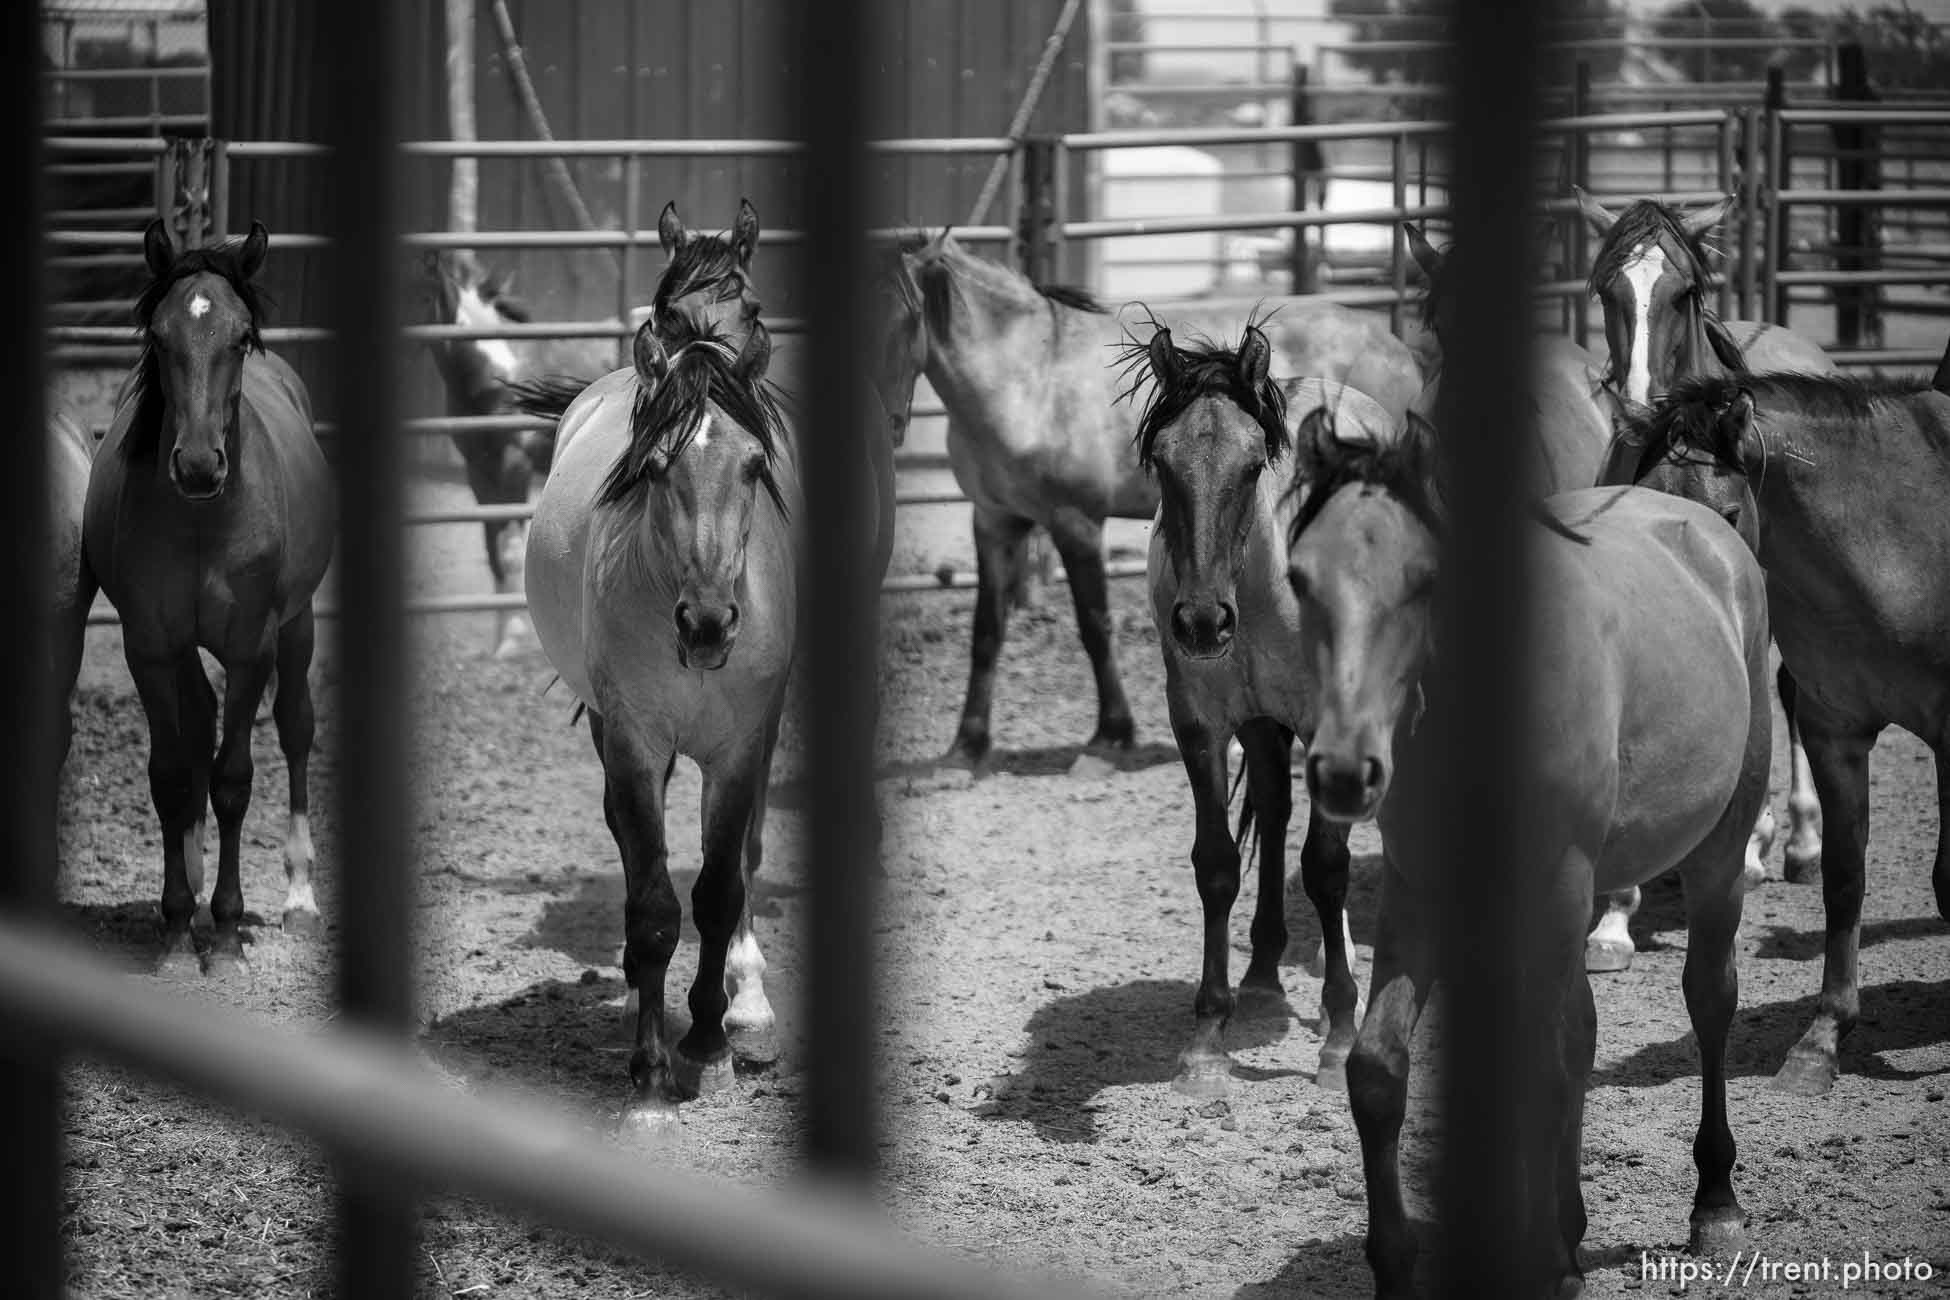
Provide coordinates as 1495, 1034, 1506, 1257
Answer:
921, 257, 1049, 396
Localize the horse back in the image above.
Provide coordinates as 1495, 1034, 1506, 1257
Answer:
1533, 488, 1769, 882
1721, 320, 1838, 374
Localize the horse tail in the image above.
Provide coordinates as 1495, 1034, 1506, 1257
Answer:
505, 374, 597, 479
1229, 750, 1257, 860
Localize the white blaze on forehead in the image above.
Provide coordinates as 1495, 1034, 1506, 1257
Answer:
188, 293, 212, 318
1619, 246, 1670, 408
693, 411, 713, 448
454, 285, 521, 377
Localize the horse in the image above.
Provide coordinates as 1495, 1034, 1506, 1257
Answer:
81, 220, 335, 973
50, 407, 96, 776
873, 230, 1425, 771
1121, 317, 1388, 1095
1284, 406, 1771, 1296
523, 310, 797, 1123
1600, 371, 1950, 1097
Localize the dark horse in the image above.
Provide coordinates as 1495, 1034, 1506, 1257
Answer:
1603, 371, 1950, 1096
77, 220, 335, 972
1287, 408, 1770, 1295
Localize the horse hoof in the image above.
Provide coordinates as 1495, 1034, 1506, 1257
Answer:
155, 943, 200, 981
1783, 845, 1821, 885
1553, 1274, 1586, 1300
282, 906, 322, 938
728, 1024, 780, 1069
1067, 751, 1117, 781
205, 947, 250, 982
673, 1050, 736, 1098
1171, 1052, 1235, 1100
1771, 1049, 1838, 1097
935, 745, 988, 779
1739, 861, 1768, 894
617, 1099, 684, 1149
1584, 938, 1634, 973
1316, 1049, 1350, 1093
1687, 1209, 1748, 1257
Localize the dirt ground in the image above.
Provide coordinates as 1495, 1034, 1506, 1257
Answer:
51, 365, 1950, 1300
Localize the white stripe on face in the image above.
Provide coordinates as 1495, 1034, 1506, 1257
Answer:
1620, 247, 1670, 408
694, 411, 713, 448
455, 285, 521, 376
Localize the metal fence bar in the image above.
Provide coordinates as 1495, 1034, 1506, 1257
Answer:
1435, 0, 1547, 1290
0, 1, 60, 1291
0, 916, 1079, 1300
322, 0, 418, 1293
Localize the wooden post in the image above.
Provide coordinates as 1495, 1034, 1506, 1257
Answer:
1765, 64, 1791, 326
1831, 41, 1882, 349
1289, 64, 1322, 294
445, 0, 477, 237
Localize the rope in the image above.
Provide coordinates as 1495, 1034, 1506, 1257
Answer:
965, 0, 1085, 227
487, 0, 622, 276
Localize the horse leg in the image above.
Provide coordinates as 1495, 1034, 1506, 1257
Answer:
1047, 508, 1136, 760
1779, 666, 1824, 882
598, 721, 684, 1122
207, 645, 275, 974
1300, 809, 1361, 1091
459, 434, 516, 659
1238, 719, 1293, 1000
1584, 886, 1640, 973
1554, 956, 1597, 1296
1348, 858, 1435, 1300
1530, 858, 1597, 1295
677, 737, 768, 1097
1936, 742, 1950, 923
946, 508, 1033, 767
490, 440, 536, 659
273, 609, 322, 935
1681, 861, 1748, 1254
1772, 709, 1876, 1097
126, 651, 201, 972
51, 557, 97, 784
726, 710, 783, 1067
1169, 710, 1242, 1098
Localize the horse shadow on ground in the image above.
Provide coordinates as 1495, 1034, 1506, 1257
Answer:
1237, 1229, 1431, 1300
976, 854, 1389, 1147
856, 741, 1184, 789
61, 899, 280, 969
1590, 977, 1950, 1088
1751, 913, 1949, 962
419, 970, 639, 1112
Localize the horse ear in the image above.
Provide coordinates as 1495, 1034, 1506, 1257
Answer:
732, 198, 760, 264
633, 323, 670, 387
1146, 326, 1180, 389
143, 218, 174, 277
658, 201, 686, 255
238, 221, 269, 279
1402, 223, 1443, 280
1720, 387, 1764, 469
1237, 325, 1272, 392
1681, 194, 1737, 241
1572, 186, 1618, 236
1294, 406, 1342, 482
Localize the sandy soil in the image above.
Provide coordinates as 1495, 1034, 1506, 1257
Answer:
49, 368, 1950, 1300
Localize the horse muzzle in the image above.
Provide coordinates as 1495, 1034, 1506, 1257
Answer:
1169, 599, 1237, 659
1305, 751, 1387, 823
674, 599, 740, 671
169, 446, 229, 501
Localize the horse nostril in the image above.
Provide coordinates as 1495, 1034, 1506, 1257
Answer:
722, 604, 740, 635
1363, 757, 1384, 790
1214, 604, 1237, 641
1305, 753, 1327, 790
674, 602, 695, 640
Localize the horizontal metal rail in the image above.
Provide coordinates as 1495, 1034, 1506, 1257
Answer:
43, 135, 1015, 158
0, 916, 1077, 1300
46, 226, 1013, 252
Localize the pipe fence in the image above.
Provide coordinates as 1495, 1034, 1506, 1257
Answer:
48, 97, 1948, 626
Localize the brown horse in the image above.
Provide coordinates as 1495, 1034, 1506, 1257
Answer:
82, 221, 335, 972
874, 231, 1425, 770
1602, 371, 1950, 1097
1124, 315, 1390, 1096
1287, 408, 1770, 1296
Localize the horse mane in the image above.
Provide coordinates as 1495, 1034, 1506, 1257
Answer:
901, 232, 1106, 338
124, 234, 272, 461
1287, 412, 1445, 548
597, 315, 792, 513
652, 228, 749, 319
1116, 309, 1290, 469
1035, 282, 1107, 314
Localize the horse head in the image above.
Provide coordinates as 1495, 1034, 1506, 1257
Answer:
1285, 406, 1442, 821
1604, 378, 1764, 554
1576, 188, 1737, 410
1124, 314, 1288, 659
135, 218, 270, 501
867, 235, 934, 448
604, 316, 789, 671
653, 198, 763, 348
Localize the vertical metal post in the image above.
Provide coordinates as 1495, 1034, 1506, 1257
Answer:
1016, 135, 1059, 285
1715, 113, 1735, 321
321, 0, 417, 1294
211, 138, 232, 242
618, 152, 641, 369
0, 0, 62, 1289
1389, 130, 1406, 335
1289, 64, 1319, 294
1765, 65, 1790, 326
795, 0, 878, 1182
1740, 106, 1761, 321
1434, 0, 1548, 1290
